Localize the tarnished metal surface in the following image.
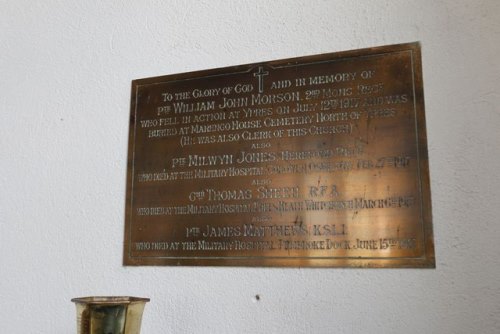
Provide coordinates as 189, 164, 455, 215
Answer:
71, 297, 149, 334
123, 42, 434, 267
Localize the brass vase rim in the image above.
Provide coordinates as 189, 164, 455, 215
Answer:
71, 296, 150, 305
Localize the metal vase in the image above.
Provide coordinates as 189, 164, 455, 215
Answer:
71, 296, 149, 334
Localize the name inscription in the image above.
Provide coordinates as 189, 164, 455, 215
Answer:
124, 42, 435, 267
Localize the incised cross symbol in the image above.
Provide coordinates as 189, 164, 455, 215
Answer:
253, 66, 269, 93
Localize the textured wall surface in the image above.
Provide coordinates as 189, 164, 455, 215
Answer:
1, 1, 499, 333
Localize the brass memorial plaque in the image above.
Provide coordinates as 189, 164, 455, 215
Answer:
124, 42, 435, 267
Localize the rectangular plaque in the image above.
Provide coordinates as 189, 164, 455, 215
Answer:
124, 42, 435, 267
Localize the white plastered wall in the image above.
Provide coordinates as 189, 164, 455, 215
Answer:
1, 1, 499, 333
